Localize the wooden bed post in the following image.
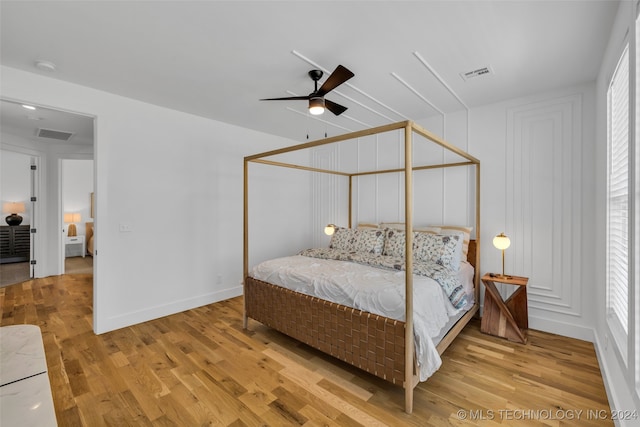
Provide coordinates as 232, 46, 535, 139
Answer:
243, 158, 249, 329
348, 175, 353, 229
404, 122, 415, 414
475, 163, 481, 305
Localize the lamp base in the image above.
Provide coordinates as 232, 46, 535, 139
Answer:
5, 214, 23, 226
68, 223, 77, 236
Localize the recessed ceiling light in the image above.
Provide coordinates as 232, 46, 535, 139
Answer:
22, 104, 36, 110
35, 60, 56, 72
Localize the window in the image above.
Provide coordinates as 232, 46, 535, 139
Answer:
607, 43, 630, 357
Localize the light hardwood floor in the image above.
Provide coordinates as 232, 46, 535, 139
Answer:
0, 274, 612, 426
0, 256, 93, 287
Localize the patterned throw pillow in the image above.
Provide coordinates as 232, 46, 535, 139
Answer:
329, 227, 356, 251
383, 229, 462, 270
354, 228, 385, 254
413, 233, 462, 271
383, 228, 406, 257
330, 227, 385, 254
433, 225, 472, 260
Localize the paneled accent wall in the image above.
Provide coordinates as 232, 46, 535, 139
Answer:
311, 128, 473, 236
312, 148, 339, 248
506, 94, 583, 318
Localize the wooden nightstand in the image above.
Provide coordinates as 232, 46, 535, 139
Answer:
481, 273, 528, 344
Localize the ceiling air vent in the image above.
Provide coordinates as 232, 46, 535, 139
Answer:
460, 66, 493, 81
37, 128, 74, 141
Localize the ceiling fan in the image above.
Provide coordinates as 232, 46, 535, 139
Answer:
260, 65, 354, 116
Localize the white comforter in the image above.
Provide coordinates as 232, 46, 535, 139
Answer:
250, 255, 474, 381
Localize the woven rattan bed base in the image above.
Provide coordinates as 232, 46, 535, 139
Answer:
244, 276, 408, 385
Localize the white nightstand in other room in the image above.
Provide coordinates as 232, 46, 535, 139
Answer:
65, 235, 86, 258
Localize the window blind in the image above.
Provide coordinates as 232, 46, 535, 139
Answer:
607, 45, 630, 334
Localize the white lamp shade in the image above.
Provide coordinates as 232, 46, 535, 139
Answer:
493, 233, 511, 250
3, 202, 25, 214
324, 224, 336, 236
309, 97, 325, 115
64, 213, 81, 223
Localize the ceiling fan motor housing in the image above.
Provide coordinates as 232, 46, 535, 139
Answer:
308, 70, 323, 81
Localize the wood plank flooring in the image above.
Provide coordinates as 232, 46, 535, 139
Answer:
0, 274, 612, 426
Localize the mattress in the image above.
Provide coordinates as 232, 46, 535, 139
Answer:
250, 255, 474, 381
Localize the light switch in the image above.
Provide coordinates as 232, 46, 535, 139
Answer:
119, 223, 132, 232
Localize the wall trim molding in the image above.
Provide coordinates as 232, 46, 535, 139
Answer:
505, 93, 583, 319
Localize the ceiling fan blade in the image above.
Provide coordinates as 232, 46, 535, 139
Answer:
316, 65, 354, 97
260, 96, 310, 101
325, 99, 348, 116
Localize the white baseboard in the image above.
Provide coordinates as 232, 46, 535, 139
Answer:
528, 315, 595, 342
94, 285, 243, 334
592, 331, 640, 427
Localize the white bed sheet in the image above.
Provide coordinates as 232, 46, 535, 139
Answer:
250, 255, 474, 381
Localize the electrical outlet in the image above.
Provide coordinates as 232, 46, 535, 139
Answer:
604, 333, 609, 351
216, 275, 222, 285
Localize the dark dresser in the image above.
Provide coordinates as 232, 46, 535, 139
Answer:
0, 225, 30, 264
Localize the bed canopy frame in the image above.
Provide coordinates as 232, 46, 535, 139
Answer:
243, 120, 480, 413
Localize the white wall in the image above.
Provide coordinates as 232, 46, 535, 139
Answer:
1, 66, 311, 334
469, 84, 597, 341
0, 150, 32, 225
310, 119, 473, 238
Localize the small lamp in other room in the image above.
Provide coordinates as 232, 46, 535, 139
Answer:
324, 224, 337, 236
3, 202, 25, 226
64, 213, 81, 236
492, 232, 511, 277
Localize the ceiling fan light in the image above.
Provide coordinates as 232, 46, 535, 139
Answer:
309, 97, 325, 115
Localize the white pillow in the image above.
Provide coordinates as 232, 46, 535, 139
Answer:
356, 222, 379, 229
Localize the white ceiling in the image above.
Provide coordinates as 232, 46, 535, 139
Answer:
0, 100, 94, 146
0, 0, 620, 144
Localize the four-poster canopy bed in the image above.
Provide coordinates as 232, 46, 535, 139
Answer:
243, 120, 481, 414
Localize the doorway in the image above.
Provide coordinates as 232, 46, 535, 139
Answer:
61, 159, 94, 274
0, 150, 35, 287
0, 99, 95, 285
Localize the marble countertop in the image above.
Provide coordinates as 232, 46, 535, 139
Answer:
0, 325, 57, 427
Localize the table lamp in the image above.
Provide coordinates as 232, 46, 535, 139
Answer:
324, 224, 337, 236
64, 213, 81, 236
3, 202, 25, 226
493, 232, 511, 277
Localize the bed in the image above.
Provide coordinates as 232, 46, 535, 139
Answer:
243, 121, 480, 413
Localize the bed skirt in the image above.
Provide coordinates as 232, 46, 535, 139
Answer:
244, 276, 409, 385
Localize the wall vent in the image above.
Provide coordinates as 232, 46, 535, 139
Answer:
37, 128, 74, 141
460, 66, 493, 81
